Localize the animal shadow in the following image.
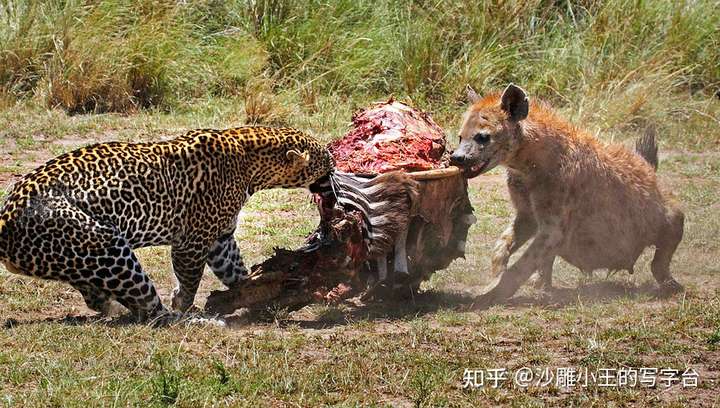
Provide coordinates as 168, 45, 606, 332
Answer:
500, 279, 666, 310
228, 279, 668, 329
3, 280, 669, 330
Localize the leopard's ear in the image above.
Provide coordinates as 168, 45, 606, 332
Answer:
286, 149, 310, 168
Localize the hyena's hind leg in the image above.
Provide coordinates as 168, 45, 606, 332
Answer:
651, 210, 684, 295
206, 231, 249, 288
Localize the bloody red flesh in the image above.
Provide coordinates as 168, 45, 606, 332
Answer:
328, 99, 447, 174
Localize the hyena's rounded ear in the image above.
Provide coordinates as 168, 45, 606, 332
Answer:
500, 83, 529, 121
287, 149, 310, 168
466, 84, 480, 104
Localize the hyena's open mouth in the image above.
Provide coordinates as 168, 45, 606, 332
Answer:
462, 160, 490, 179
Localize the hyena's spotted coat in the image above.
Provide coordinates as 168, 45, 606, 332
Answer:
451, 84, 684, 307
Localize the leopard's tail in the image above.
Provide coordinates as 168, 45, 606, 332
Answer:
635, 125, 659, 171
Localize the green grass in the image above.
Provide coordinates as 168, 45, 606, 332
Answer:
0, 0, 719, 406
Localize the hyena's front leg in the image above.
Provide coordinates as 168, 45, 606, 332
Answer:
492, 174, 537, 277
490, 213, 537, 277
532, 256, 555, 290
476, 223, 563, 309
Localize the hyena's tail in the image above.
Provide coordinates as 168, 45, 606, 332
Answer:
635, 125, 659, 171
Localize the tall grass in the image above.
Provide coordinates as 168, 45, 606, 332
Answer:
0, 0, 267, 113
0, 0, 718, 117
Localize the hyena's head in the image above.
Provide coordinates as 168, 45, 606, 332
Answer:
450, 83, 529, 178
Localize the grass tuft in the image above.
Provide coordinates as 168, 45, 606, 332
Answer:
150, 355, 182, 406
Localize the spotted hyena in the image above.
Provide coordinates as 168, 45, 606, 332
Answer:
450, 84, 684, 307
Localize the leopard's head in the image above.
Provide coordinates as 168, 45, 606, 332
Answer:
259, 131, 335, 192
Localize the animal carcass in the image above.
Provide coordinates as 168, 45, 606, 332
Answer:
205, 100, 474, 315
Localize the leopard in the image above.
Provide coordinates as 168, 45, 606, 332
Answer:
0, 126, 335, 322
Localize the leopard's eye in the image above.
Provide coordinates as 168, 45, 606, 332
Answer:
474, 133, 491, 144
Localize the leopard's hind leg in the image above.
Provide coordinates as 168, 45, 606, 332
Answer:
8, 196, 167, 322
71, 282, 116, 315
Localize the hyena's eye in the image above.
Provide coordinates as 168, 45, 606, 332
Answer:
473, 132, 491, 144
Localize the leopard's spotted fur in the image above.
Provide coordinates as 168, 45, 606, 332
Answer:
0, 126, 334, 321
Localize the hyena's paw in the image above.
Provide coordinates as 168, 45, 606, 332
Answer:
529, 273, 553, 291
655, 279, 684, 298
469, 292, 503, 311
469, 281, 505, 311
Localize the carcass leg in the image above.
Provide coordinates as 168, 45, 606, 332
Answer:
456, 213, 477, 253
376, 257, 388, 281
393, 227, 410, 275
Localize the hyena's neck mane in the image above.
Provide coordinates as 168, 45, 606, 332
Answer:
509, 101, 602, 177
